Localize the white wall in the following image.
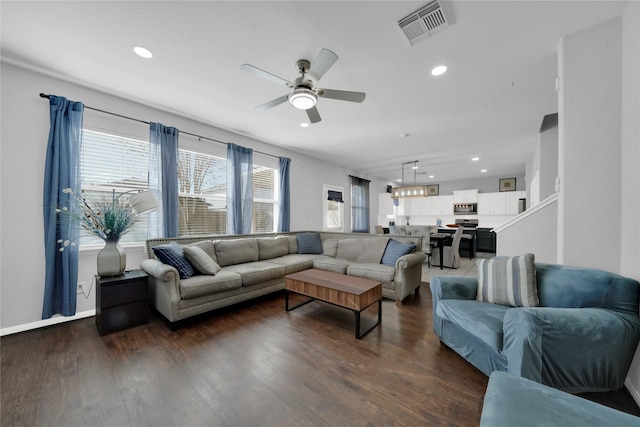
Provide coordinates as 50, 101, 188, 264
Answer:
558, 6, 640, 403
558, 17, 622, 272
539, 125, 559, 202
620, 0, 640, 406
496, 197, 558, 264
0, 62, 383, 331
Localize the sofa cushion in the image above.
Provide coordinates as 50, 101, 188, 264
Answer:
187, 240, 217, 263
322, 238, 339, 258
312, 256, 352, 274
267, 254, 315, 274
257, 237, 289, 260
437, 299, 510, 350
215, 238, 259, 267
284, 235, 298, 254
223, 261, 285, 286
381, 239, 416, 266
536, 263, 610, 309
297, 232, 323, 254
347, 263, 395, 283
338, 237, 391, 263
183, 245, 221, 275
179, 270, 242, 299
152, 242, 195, 279
477, 254, 539, 307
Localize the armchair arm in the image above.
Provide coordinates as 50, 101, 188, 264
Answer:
429, 276, 478, 301
429, 276, 479, 337
503, 307, 640, 392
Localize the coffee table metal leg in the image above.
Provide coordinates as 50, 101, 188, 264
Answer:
285, 290, 315, 311
354, 299, 382, 339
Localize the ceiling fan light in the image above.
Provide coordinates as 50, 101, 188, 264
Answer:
289, 88, 317, 110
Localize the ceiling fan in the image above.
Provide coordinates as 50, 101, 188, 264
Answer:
240, 48, 366, 124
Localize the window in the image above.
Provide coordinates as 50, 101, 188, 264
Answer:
350, 176, 370, 233
80, 130, 279, 244
80, 130, 149, 245
323, 185, 344, 231
177, 149, 227, 236
252, 165, 277, 233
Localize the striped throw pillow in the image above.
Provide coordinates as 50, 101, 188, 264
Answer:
476, 254, 539, 307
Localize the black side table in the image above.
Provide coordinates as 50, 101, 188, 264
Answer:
95, 269, 149, 336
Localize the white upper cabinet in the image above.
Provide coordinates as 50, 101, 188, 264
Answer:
410, 197, 429, 215
478, 191, 525, 215
428, 195, 453, 216
453, 189, 479, 203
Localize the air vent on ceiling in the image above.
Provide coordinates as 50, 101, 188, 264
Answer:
398, 0, 454, 46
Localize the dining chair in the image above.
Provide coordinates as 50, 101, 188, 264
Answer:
431, 226, 463, 268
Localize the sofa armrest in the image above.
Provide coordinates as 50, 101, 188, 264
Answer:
140, 259, 179, 282
392, 252, 426, 302
503, 307, 640, 392
395, 252, 426, 270
140, 259, 181, 322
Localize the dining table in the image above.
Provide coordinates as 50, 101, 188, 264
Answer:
429, 233, 453, 270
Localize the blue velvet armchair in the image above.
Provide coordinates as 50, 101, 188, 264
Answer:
430, 263, 640, 392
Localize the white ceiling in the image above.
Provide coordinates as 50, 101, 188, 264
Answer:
0, 1, 629, 185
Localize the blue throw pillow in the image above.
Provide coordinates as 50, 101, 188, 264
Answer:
381, 239, 416, 266
297, 232, 323, 254
152, 242, 195, 279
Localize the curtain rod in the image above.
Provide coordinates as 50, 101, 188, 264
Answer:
39, 93, 280, 159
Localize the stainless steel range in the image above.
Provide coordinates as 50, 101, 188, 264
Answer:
455, 219, 478, 228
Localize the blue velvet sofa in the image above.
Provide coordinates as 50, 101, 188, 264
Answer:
480, 371, 640, 427
430, 262, 640, 392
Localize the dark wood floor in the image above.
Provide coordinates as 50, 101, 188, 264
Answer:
2, 287, 639, 426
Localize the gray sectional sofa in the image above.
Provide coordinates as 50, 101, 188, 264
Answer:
141, 231, 425, 326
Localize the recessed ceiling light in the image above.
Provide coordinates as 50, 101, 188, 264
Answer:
481, 169, 487, 173
300, 122, 310, 128
397, 179, 402, 182
431, 65, 448, 76
133, 46, 153, 59
471, 157, 480, 161
429, 175, 435, 178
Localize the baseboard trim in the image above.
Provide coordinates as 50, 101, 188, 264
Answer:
625, 377, 640, 407
0, 310, 95, 337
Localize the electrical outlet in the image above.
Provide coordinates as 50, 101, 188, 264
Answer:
77, 281, 86, 295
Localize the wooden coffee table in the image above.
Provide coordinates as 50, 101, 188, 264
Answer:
284, 269, 382, 339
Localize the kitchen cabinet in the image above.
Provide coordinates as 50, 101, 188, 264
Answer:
409, 197, 429, 215
453, 189, 478, 203
378, 192, 395, 216
478, 191, 525, 215
428, 195, 454, 216
476, 228, 496, 253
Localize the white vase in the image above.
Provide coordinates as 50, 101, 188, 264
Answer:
97, 239, 126, 277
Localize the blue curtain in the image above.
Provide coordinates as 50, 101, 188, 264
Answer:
277, 157, 291, 232
350, 175, 371, 233
42, 95, 83, 319
227, 143, 253, 234
149, 122, 179, 238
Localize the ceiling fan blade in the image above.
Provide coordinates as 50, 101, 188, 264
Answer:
308, 48, 338, 83
318, 89, 366, 103
255, 94, 289, 111
306, 106, 321, 123
241, 64, 293, 88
